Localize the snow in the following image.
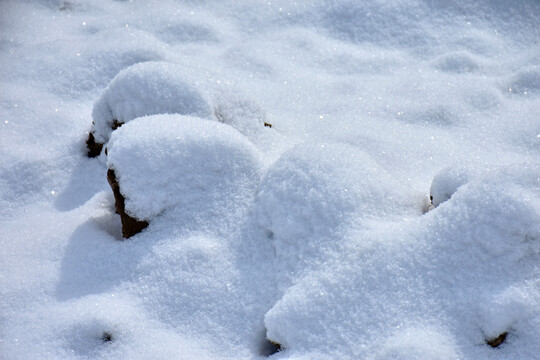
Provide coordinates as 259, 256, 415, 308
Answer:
429, 166, 471, 207
106, 114, 262, 222
254, 142, 422, 281
264, 165, 540, 359
1, 0, 540, 359
90, 60, 278, 155
91, 62, 213, 145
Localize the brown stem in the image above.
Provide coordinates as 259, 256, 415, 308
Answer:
107, 169, 149, 238
86, 132, 103, 158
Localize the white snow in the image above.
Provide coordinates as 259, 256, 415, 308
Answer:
106, 114, 262, 222
264, 165, 540, 359
429, 166, 471, 207
91, 62, 213, 144
90, 60, 277, 155
254, 141, 421, 281
1, 0, 539, 359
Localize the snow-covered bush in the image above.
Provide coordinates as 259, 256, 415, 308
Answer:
106, 114, 262, 237
86, 61, 274, 157
264, 165, 540, 357
4, 0, 540, 358
254, 142, 419, 278
87, 61, 213, 157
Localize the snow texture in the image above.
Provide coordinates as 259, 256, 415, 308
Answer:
264, 165, 540, 359
106, 114, 262, 222
91, 62, 213, 144
429, 166, 471, 207
255, 142, 420, 280
1, 0, 540, 359
90, 60, 276, 156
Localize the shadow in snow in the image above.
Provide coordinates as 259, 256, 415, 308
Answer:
54, 158, 109, 212
55, 214, 147, 301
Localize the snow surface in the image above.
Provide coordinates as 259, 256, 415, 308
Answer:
1, 0, 540, 359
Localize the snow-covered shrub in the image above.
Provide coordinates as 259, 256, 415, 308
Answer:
106, 114, 262, 237
210, 86, 289, 160
86, 61, 273, 157
254, 142, 418, 277
264, 165, 540, 356
87, 61, 213, 156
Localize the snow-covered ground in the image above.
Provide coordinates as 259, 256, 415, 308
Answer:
1, 0, 539, 359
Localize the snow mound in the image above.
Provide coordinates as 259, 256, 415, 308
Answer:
91, 61, 213, 146
211, 87, 284, 156
88, 61, 275, 157
254, 142, 419, 278
3, 0, 540, 358
430, 166, 471, 207
213, 88, 269, 137
265, 164, 540, 357
106, 114, 262, 223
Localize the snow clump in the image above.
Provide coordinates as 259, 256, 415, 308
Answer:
88, 61, 213, 155
255, 142, 420, 279
87, 60, 273, 157
429, 166, 472, 207
213, 88, 272, 142
106, 114, 262, 226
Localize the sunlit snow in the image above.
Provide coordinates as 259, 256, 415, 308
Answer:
1, 0, 539, 359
